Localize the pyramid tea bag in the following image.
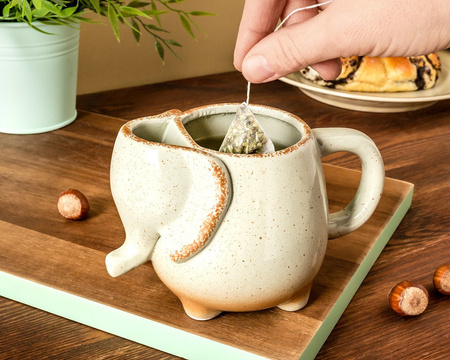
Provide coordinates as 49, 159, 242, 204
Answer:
219, 102, 275, 154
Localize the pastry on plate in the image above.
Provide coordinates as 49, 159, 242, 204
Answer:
300, 54, 441, 92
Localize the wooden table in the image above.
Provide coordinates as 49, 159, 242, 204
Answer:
1, 71, 449, 359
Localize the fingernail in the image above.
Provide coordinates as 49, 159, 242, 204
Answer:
242, 55, 277, 83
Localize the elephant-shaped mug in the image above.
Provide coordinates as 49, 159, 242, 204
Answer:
106, 103, 384, 320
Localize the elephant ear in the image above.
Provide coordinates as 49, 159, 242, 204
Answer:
169, 149, 231, 263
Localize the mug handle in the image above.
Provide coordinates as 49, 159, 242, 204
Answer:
312, 128, 385, 238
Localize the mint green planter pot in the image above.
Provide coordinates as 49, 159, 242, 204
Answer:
0, 22, 80, 134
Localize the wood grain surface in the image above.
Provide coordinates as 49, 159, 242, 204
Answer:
0, 143, 412, 360
1, 71, 449, 359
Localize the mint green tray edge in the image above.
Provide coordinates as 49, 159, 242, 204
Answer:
0, 187, 413, 360
300, 185, 414, 360
0, 271, 268, 360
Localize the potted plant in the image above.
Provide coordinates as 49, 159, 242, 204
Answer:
0, 0, 212, 134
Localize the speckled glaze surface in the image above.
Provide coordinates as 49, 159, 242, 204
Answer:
106, 104, 385, 320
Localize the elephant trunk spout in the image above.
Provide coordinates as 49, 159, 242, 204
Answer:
105, 235, 158, 277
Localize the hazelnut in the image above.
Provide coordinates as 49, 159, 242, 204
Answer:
57, 189, 90, 220
388, 280, 429, 316
433, 264, 450, 295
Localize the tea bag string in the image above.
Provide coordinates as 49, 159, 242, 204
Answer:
275, 0, 333, 31
245, 0, 334, 105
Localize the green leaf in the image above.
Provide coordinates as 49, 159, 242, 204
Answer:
120, 6, 150, 18
61, 6, 78, 18
108, 3, 120, 41
127, 1, 151, 8
88, 0, 101, 14
151, 1, 161, 27
179, 14, 195, 39
154, 38, 164, 63
42, 0, 62, 15
23, 1, 33, 22
72, 14, 97, 23
47, 18, 70, 26
142, 9, 167, 16
32, 0, 43, 10
2, 4, 11, 18
29, 23, 54, 34
131, 19, 141, 43
189, 11, 214, 16
10, 0, 22, 8
165, 44, 182, 61
144, 23, 169, 33
52, 0, 66, 6
165, 39, 182, 47
31, 7, 50, 17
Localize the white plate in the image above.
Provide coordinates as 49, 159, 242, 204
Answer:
279, 51, 450, 112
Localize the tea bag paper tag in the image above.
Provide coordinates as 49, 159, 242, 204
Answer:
219, 102, 275, 154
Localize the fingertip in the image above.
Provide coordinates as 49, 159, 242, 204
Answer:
311, 58, 342, 80
234, 58, 243, 73
242, 55, 280, 83
233, 45, 245, 72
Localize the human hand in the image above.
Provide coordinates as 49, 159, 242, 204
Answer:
234, 0, 450, 83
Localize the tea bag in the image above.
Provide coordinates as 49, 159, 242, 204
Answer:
219, 102, 275, 154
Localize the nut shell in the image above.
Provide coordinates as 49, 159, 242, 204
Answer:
388, 280, 429, 316
433, 264, 450, 295
57, 189, 90, 220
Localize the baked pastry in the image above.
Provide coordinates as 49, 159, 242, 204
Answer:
300, 54, 441, 92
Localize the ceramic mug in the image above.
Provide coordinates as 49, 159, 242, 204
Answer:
106, 103, 384, 320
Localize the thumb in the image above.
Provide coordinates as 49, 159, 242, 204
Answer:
241, 11, 347, 83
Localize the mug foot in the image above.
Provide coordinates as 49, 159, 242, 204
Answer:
277, 281, 313, 312
180, 298, 222, 321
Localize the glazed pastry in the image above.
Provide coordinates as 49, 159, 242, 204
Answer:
300, 54, 441, 92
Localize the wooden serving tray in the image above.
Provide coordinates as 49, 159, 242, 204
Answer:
0, 114, 413, 360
